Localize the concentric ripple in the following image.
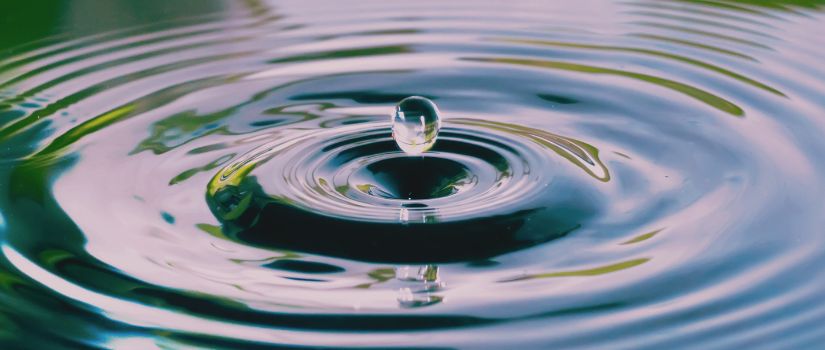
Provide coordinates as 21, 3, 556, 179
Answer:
1, 0, 825, 349
206, 119, 602, 262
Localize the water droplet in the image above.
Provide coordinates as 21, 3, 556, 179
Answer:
395, 265, 444, 308
392, 96, 441, 155
395, 265, 439, 282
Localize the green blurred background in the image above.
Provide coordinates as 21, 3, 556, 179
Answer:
0, 0, 228, 53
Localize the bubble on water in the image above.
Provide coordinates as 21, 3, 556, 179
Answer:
392, 96, 441, 155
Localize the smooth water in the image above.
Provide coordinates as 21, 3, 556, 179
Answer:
1, 0, 825, 348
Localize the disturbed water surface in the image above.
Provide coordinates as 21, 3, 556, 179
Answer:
1, 0, 825, 348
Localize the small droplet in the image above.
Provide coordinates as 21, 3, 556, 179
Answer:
395, 265, 444, 308
392, 96, 441, 155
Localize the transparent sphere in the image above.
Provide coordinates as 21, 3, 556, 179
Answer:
392, 96, 441, 155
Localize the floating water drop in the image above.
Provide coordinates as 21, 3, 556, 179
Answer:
392, 96, 441, 155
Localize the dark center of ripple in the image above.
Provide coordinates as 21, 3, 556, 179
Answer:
353, 157, 471, 200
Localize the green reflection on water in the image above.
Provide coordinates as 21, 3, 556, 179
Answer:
675, 0, 825, 12
465, 57, 744, 116
354, 268, 396, 289
621, 228, 664, 245
502, 258, 650, 282
626, 34, 756, 61
630, 21, 771, 49
496, 38, 785, 97
452, 118, 611, 182
170, 154, 235, 185
269, 45, 412, 64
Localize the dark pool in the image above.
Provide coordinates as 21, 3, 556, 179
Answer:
1, 0, 825, 348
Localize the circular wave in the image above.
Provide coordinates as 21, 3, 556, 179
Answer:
1, 0, 824, 348
206, 119, 603, 262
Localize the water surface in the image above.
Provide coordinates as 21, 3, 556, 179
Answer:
1, 0, 825, 348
